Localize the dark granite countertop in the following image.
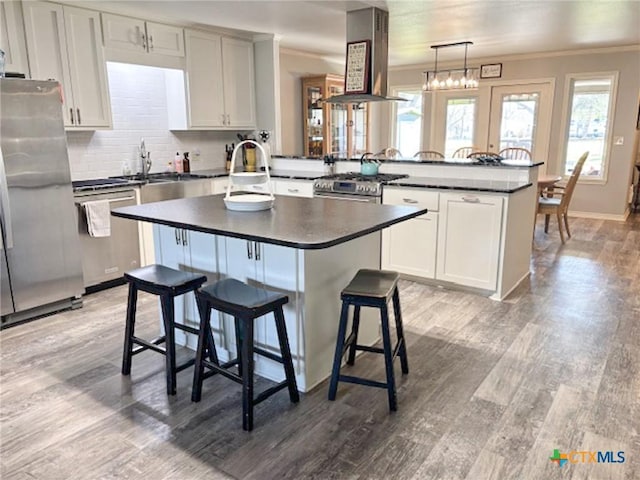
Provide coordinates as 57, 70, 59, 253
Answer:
112, 195, 426, 249
272, 155, 543, 169
385, 177, 533, 194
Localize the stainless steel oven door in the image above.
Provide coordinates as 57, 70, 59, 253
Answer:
314, 192, 380, 203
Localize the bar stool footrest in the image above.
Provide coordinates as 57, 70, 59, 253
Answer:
339, 374, 389, 390
132, 336, 167, 355
254, 346, 284, 364
253, 380, 290, 405
175, 358, 196, 373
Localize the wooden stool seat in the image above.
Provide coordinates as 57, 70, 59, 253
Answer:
122, 264, 207, 395
192, 279, 299, 431
329, 269, 408, 411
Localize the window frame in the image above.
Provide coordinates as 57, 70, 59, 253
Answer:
390, 85, 425, 156
559, 71, 619, 184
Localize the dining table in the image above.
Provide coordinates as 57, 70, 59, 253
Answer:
537, 173, 562, 196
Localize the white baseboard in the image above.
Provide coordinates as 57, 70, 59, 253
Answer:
568, 209, 630, 221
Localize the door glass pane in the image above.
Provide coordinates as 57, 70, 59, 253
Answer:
306, 85, 323, 156
445, 98, 476, 157
352, 103, 368, 157
565, 78, 613, 178
498, 93, 539, 152
394, 91, 422, 156
329, 85, 347, 155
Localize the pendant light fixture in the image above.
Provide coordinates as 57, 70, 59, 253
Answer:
422, 41, 479, 92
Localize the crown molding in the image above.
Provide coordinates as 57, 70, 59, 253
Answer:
390, 44, 640, 72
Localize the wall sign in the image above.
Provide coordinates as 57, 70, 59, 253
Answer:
345, 40, 370, 93
480, 63, 502, 79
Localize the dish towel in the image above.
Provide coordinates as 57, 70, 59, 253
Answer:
84, 200, 111, 237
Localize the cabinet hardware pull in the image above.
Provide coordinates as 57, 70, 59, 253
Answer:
175, 229, 180, 245
221, 114, 226, 125
462, 196, 480, 203
402, 198, 418, 204
247, 240, 252, 259
141, 33, 147, 50
149, 35, 154, 50
254, 241, 260, 261
181, 229, 188, 246
226, 114, 230, 125
76, 108, 81, 125
288, 188, 299, 193
253, 185, 263, 190
70, 108, 74, 125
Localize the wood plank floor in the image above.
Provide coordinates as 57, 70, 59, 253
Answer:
2, 214, 639, 479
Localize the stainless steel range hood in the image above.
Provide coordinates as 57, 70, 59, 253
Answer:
326, 7, 404, 104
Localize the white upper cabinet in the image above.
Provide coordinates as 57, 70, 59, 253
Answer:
221, 37, 256, 128
0, 1, 30, 76
182, 29, 256, 130
185, 30, 225, 127
23, 2, 111, 129
102, 13, 184, 57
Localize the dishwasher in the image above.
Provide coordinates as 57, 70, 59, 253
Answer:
74, 187, 140, 290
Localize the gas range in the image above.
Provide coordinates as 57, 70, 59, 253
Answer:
313, 173, 408, 199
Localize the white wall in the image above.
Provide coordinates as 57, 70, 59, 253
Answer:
279, 49, 343, 155
67, 62, 236, 180
380, 47, 640, 218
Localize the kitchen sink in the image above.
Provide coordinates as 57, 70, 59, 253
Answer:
139, 177, 213, 203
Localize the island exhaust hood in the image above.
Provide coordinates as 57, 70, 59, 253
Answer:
326, 7, 405, 104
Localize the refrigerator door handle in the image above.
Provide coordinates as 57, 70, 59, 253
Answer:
0, 149, 13, 249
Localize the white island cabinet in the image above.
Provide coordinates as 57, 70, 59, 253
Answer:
114, 195, 426, 392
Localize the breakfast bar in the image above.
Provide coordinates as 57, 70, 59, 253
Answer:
112, 194, 427, 391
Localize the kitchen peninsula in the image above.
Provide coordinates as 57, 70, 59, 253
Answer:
112, 195, 426, 392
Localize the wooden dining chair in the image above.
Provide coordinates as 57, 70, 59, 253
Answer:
452, 146, 478, 158
499, 147, 531, 160
384, 147, 403, 159
413, 150, 444, 160
537, 151, 589, 244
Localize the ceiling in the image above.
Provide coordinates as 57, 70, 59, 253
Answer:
72, 0, 640, 66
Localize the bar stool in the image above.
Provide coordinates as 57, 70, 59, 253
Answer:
122, 264, 207, 395
328, 269, 408, 411
192, 278, 299, 431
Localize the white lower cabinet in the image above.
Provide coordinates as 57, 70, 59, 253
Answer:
436, 192, 503, 291
275, 179, 314, 198
382, 187, 438, 279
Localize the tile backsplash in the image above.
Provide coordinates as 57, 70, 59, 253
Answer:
66, 62, 238, 180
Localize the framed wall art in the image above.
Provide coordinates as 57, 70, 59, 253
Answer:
344, 40, 370, 94
480, 63, 502, 79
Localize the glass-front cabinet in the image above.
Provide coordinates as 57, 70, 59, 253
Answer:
302, 74, 369, 158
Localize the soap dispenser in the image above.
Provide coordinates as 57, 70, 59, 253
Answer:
183, 152, 190, 173
174, 152, 183, 173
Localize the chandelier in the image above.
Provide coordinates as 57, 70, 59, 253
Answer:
422, 41, 479, 92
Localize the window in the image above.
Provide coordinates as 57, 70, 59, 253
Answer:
497, 93, 539, 153
444, 98, 476, 157
393, 90, 423, 156
563, 74, 617, 180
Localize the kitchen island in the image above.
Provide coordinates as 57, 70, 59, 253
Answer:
112, 195, 426, 392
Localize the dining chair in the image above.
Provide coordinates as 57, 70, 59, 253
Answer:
537, 151, 589, 244
452, 146, 478, 158
384, 147, 403, 159
413, 150, 444, 160
499, 147, 532, 160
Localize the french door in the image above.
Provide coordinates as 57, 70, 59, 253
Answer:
431, 81, 554, 163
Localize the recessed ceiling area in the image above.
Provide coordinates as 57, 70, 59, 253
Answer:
67, 0, 640, 65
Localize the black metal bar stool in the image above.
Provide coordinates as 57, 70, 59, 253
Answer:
192, 278, 299, 431
122, 264, 207, 395
328, 269, 408, 411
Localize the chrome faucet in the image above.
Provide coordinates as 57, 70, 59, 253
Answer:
138, 138, 152, 178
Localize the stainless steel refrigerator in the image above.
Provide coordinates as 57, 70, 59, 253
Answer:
1, 78, 83, 327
